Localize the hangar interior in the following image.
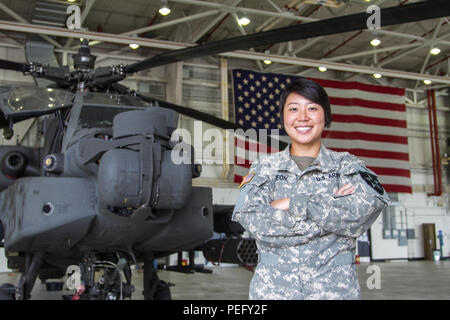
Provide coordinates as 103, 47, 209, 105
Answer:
0, 0, 449, 300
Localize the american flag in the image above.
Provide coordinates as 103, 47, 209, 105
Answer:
232, 68, 412, 194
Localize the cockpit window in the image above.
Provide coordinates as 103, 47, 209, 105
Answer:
79, 105, 143, 128
78, 92, 149, 128
82, 92, 149, 107
7, 87, 74, 112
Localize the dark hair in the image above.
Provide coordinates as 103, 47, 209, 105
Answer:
279, 78, 332, 128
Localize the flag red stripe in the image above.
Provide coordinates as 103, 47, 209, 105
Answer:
322, 130, 408, 144
235, 137, 279, 153
330, 148, 409, 161
367, 166, 411, 178
234, 175, 243, 184
329, 97, 406, 112
382, 184, 412, 193
331, 114, 407, 128
235, 157, 252, 168
310, 77, 405, 96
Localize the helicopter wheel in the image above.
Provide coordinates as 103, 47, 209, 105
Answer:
0, 283, 16, 300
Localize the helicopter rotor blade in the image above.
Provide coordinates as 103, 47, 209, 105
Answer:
0, 59, 27, 72
126, 0, 449, 74
137, 93, 240, 131
137, 93, 288, 150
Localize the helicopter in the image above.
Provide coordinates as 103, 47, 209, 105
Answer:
0, 0, 447, 300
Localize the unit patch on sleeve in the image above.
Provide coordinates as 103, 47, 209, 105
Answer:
239, 172, 255, 189
359, 171, 384, 195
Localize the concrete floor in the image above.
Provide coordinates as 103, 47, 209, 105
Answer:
1, 260, 449, 300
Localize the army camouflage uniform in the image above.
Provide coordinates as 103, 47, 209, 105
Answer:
232, 144, 390, 300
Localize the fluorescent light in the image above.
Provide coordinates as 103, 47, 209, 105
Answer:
263, 59, 272, 65
430, 48, 441, 55
423, 79, 432, 85
238, 16, 250, 26
370, 38, 381, 47
373, 73, 382, 79
318, 66, 327, 72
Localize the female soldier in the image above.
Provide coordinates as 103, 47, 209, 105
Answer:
232, 78, 390, 300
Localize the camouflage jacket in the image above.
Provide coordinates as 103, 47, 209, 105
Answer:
232, 144, 390, 300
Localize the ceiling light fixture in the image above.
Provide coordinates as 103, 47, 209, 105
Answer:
370, 38, 381, 47
318, 66, 327, 72
373, 73, 382, 79
238, 14, 250, 26
263, 50, 272, 65
430, 47, 441, 55
159, 0, 171, 16
423, 79, 432, 85
129, 35, 139, 50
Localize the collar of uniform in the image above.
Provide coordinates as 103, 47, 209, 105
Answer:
277, 144, 337, 174
310, 144, 337, 173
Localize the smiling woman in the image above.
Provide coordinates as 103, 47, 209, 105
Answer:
232, 78, 390, 300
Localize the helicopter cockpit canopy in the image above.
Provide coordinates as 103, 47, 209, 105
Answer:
0, 86, 74, 127
77, 92, 150, 129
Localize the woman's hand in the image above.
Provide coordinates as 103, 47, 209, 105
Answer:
270, 198, 290, 210
335, 183, 355, 196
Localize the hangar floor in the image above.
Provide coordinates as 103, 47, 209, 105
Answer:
0, 260, 449, 300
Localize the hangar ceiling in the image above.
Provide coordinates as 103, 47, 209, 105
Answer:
0, 0, 448, 91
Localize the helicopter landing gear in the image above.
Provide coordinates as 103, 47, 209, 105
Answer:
73, 252, 135, 300
17, 251, 45, 300
143, 253, 173, 300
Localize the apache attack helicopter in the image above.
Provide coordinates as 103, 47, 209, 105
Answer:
0, 0, 447, 300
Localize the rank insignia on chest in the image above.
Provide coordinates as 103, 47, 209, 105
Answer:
239, 172, 255, 188
359, 171, 384, 195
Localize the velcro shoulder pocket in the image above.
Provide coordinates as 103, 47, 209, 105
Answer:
249, 175, 269, 187
341, 162, 367, 176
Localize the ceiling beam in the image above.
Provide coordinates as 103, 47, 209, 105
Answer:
327, 42, 425, 62
0, 2, 62, 49
169, 0, 317, 23
83, 10, 220, 49
190, 0, 242, 43
1, 20, 450, 85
